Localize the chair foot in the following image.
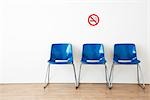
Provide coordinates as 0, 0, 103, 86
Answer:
108, 83, 113, 89
109, 86, 112, 89
76, 86, 78, 89
138, 84, 145, 89
43, 83, 49, 89
75, 83, 80, 89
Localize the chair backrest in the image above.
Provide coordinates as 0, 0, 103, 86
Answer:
50, 44, 73, 62
82, 44, 105, 60
114, 44, 137, 60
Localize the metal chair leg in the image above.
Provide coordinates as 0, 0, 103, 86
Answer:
137, 64, 145, 89
137, 64, 140, 84
109, 63, 114, 89
44, 64, 49, 83
44, 64, 50, 89
104, 64, 109, 87
72, 64, 78, 89
77, 63, 82, 89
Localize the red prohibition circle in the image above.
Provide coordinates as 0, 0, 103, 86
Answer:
88, 14, 100, 26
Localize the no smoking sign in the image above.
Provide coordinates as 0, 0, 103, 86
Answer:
88, 14, 100, 26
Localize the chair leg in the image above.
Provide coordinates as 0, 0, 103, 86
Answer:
44, 64, 50, 89
72, 64, 78, 89
109, 63, 114, 89
77, 63, 82, 89
104, 64, 109, 87
137, 64, 140, 84
137, 64, 145, 89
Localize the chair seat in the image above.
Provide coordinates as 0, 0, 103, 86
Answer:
48, 60, 73, 64
81, 59, 106, 64
114, 59, 140, 64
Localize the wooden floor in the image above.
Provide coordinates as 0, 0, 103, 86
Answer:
0, 84, 149, 100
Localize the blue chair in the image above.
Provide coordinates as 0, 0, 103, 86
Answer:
44, 43, 77, 89
77, 44, 109, 88
109, 44, 145, 89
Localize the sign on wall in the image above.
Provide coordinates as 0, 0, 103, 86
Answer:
88, 14, 100, 26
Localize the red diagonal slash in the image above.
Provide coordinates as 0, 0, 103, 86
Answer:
90, 16, 97, 23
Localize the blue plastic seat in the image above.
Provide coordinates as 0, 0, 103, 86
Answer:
48, 44, 73, 64
44, 43, 77, 89
113, 44, 140, 64
77, 44, 109, 88
109, 43, 145, 89
81, 44, 106, 64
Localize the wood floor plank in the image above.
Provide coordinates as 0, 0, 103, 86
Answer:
0, 84, 149, 100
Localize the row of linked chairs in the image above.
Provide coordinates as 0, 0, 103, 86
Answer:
44, 43, 145, 89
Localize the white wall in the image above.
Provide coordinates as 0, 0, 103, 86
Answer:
0, 0, 149, 83
147, 0, 150, 84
